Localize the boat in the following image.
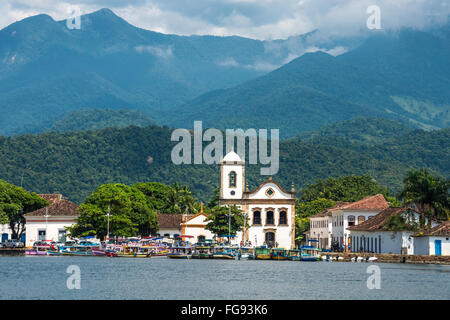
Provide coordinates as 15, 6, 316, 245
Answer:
270, 248, 288, 260
167, 240, 193, 259
237, 247, 253, 260
300, 246, 320, 261
211, 246, 235, 259
192, 243, 214, 259
61, 245, 95, 256
254, 247, 271, 260
25, 240, 52, 255
287, 249, 301, 261
116, 245, 152, 258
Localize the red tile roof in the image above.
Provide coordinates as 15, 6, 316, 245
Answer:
158, 214, 183, 229
38, 194, 63, 204
310, 194, 388, 219
310, 202, 350, 218
25, 195, 79, 217
413, 221, 450, 237
338, 194, 389, 211
347, 207, 407, 231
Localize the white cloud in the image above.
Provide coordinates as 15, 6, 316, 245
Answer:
135, 45, 174, 58
1, 0, 449, 40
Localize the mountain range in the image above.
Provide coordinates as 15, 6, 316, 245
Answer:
1, 8, 449, 137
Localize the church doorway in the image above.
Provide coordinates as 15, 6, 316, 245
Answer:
265, 232, 275, 248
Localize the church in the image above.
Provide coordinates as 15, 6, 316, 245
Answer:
218, 151, 296, 249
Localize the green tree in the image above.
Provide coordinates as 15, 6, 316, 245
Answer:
398, 169, 450, 222
300, 175, 390, 202
134, 182, 174, 212
295, 198, 336, 245
206, 187, 220, 210
68, 183, 158, 239
0, 179, 48, 240
205, 205, 247, 239
165, 182, 197, 214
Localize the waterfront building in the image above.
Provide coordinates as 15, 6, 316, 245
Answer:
181, 208, 216, 243
308, 194, 389, 250
157, 214, 183, 239
0, 223, 14, 243
347, 207, 441, 254
24, 194, 79, 247
218, 151, 296, 249
413, 221, 450, 256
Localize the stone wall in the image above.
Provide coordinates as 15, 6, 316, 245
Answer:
325, 252, 450, 265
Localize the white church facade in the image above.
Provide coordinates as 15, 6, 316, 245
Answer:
218, 151, 296, 249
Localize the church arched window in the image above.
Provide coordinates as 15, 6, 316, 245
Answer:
229, 171, 236, 188
253, 211, 261, 225
279, 211, 287, 225
266, 211, 274, 225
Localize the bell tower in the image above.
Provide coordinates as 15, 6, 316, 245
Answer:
220, 151, 245, 201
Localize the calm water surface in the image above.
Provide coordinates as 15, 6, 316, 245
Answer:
0, 256, 449, 299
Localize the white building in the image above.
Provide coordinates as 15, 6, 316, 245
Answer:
157, 214, 183, 239
309, 194, 389, 250
348, 207, 440, 254
218, 151, 296, 249
24, 194, 79, 247
413, 221, 450, 256
182, 211, 216, 243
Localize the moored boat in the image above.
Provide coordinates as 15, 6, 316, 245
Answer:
300, 246, 320, 261
287, 249, 301, 261
254, 247, 271, 260
270, 248, 288, 260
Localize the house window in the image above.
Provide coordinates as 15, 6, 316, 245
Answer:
229, 171, 236, 188
38, 230, 46, 241
358, 216, 365, 224
253, 211, 261, 225
348, 216, 355, 226
164, 233, 170, 238
198, 235, 206, 242
58, 230, 66, 243
279, 211, 287, 225
266, 211, 274, 225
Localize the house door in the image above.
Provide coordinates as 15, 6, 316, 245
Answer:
435, 240, 442, 256
21, 234, 26, 244
265, 232, 275, 248
1, 233, 8, 243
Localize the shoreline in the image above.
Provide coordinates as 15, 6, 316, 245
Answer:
325, 252, 450, 265
1, 248, 449, 265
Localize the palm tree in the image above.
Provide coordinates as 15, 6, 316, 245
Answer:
165, 183, 197, 214
398, 169, 450, 223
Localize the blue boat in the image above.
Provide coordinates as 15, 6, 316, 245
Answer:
300, 246, 320, 261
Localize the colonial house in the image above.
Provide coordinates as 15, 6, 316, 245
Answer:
1, 224, 14, 243
181, 209, 215, 243
218, 151, 296, 249
157, 214, 183, 239
347, 207, 440, 254
413, 221, 450, 256
24, 194, 79, 247
308, 194, 389, 250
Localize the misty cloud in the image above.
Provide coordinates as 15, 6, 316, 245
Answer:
135, 45, 174, 58
1, 0, 449, 40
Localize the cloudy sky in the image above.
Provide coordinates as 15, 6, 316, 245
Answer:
1, 0, 449, 40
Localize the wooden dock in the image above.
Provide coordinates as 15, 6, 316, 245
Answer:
0, 248, 25, 256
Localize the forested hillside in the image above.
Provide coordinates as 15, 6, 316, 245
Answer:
0, 119, 447, 203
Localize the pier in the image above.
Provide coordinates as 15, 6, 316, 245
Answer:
325, 252, 450, 265
0, 248, 25, 256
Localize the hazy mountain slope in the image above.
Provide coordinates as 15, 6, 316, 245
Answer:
0, 8, 305, 136
49, 109, 155, 133
161, 26, 450, 137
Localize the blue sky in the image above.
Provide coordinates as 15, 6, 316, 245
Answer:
1, 0, 449, 39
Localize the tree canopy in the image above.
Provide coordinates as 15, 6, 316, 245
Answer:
205, 205, 247, 238
0, 179, 48, 239
398, 169, 450, 221
299, 175, 390, 203
67, 183, 158, 239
